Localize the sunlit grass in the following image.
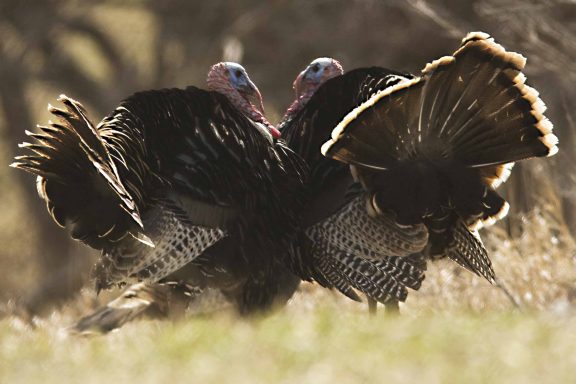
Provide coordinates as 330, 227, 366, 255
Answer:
2, 306, 576, 384
1, 208, 575, 384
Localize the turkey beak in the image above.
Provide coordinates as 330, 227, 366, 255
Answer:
293, 71, 305, 97
253, 84, 265, 115
239, 78, 265, 115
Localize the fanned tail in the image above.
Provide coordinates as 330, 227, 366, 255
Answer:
319, 32, 558, 281
11, 95, 144, 249
322, 32, 557, 170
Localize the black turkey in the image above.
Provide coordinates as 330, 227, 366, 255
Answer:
280, 58, 429, 312
13, 61, 408, 332
319, 32, 557, 284
12, 62, 308, 327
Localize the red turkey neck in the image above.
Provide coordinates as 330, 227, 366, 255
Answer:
281, 59, 344, 121
282, 88, 317, 121
207, 64, 280, 139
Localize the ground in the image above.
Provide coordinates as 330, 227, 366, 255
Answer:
2, 298, 576, 383
2, 209, 576, 384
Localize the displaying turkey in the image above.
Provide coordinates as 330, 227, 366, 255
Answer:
281, 32, 558, 312
12, 62, 308, 322
280, 58, 429, 312
13, 61, 415, 332
319, 32, 557, 284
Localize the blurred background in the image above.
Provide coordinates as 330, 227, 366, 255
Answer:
0, 0, 575, 316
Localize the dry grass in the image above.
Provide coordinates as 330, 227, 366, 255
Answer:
2, 302, 576, 383
1, 208, 576, 384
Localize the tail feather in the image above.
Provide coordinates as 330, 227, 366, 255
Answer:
12, 122, 87, 182
479, 162, 514, 189
55, 96, 142, 227
50, 98, 109, 167
437, 34, 556, 165
58, 96, 141, 224
320, 32, 558, 268
11, 95, 144, 248
322, 32, 557, 172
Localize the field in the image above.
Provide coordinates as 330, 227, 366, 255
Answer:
2, 296, 576, 383
1, 1, 575, 383
2, 209, 576, 383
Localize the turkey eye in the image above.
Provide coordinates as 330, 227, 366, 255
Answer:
311, 64, 320, 73
235, 70, 243, 77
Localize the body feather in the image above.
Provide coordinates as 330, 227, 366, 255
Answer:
280, 66, 429, 305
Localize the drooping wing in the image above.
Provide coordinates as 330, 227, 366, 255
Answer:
279, 68, 430, 302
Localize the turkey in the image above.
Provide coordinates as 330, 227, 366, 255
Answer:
280, 58, 429, 313
13, 61, 410, 333
319, 32, 557, 288
12, 62, 309, 326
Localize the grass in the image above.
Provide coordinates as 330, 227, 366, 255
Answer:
1, 209, 575, 384
2, 305, 576, 384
